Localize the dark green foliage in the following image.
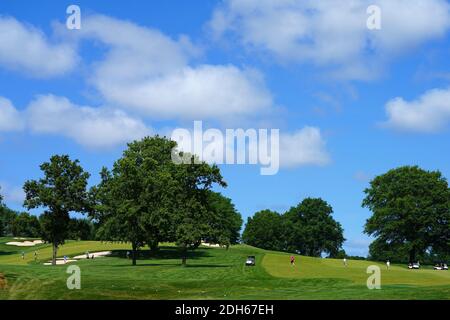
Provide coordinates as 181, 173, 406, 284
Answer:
167, 153, 227, 265
242, 210, 285, 251
242, 198, 345, 257
67, 218, 95, 240
10, 212, 40, 237
91, 136, 228, 266
204, 191, 243, 248
23, 155, 91, 265
284, 198, 345, 257
363, 166, 450, 263
92, 136, 180, 265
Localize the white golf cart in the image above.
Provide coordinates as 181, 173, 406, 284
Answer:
434, 263, 448, 270
245, 256, 256, 266
408, 262, 420, 269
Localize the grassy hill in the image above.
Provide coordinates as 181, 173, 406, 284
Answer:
0, 237, 449, 300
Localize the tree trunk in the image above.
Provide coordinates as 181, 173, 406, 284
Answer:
181, 246, 187, 266
132, 242, 137, 266
52, 243, 57, 266
409, 248, 416, 263
149, 239, 159, 253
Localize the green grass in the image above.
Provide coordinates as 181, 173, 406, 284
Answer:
0, 237, 449, 300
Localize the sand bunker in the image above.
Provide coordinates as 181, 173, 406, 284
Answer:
43, 259, 77, 266
43, 251, 112, 265
73, 251, 112, 259
6, 240, 44, 247
201, 242, 221, 248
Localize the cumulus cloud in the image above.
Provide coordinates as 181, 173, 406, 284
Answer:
383, 88, 450, 133
209, 0, 450, 79
25, 95, 151, 148
0, 97, 24, 131
171, 125, 330, 169
78, 15, 273, 119
0, 16, 77, 77
279, 127, 330, 167
0, 181, 25, 205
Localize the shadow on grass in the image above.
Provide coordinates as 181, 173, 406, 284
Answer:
109, 246, 212, 261
0, 251, 16, 256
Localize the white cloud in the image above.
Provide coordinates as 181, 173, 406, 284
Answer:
0, 181, 25, 205
78, 15, 273, 119
0, 97, 24, 131
384, 88, 450, 133
279, 127, 330, 167
0, 16, 77, 77
209, 0, 450, 79
26, 95, 151, 148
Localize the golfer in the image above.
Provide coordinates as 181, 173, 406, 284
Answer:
386, 260, 390, 270
343, 258, 347, 267
290, 255, 295, 266
21, 251, 25, 260
34, 251, 37, 262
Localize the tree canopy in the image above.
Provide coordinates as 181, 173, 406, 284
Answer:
242, 198, 345, 257
363, 166, 450, 263
23, 155, 91, 265
243, 210, 284, 251
92, 136, 230, 266
284, 198, 345, 257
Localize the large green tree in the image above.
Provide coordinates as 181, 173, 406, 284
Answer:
284, 198, 345, 257
168, 153, 226, 265
363, 166, 450, 263
204, 191, 243, 248
242, 210, 284, 251
92, 136, 181, 265
23, 155, 91, 265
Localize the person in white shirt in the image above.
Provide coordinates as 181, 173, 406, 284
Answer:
386, 260, 390, 270
343, 258, 347, 267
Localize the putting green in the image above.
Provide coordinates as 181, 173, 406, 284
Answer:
1, 238, 449, 299
262, 253, 450, 287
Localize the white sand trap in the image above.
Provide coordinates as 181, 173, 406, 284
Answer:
43, 259, 77, 266
201, 242, 221, 248
73, 251, 112, 259
6, 240, 44, 247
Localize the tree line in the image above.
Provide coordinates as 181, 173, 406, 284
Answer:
2, 136, 242, 266
242, 198, 346, 258
241, 166, 449, 263
1, 134, 448, 265
0, 199, 94, 240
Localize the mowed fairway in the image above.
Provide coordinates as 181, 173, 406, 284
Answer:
0, 238, 449, 300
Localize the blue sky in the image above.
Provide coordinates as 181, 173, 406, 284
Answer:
2, 0, 450, 256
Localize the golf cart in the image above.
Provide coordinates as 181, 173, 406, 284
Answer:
434, 263, 448, 270
245, 256, 256, 266
408, 262, 420, 269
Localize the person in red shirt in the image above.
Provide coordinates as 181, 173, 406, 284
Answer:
290, 255, 295, 266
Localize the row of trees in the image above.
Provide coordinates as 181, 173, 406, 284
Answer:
14, 136, 242, 266
0, 194, 95, 240
363, 166, 450, 263
242, 166, 449, 263
242, 198, 346, 258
